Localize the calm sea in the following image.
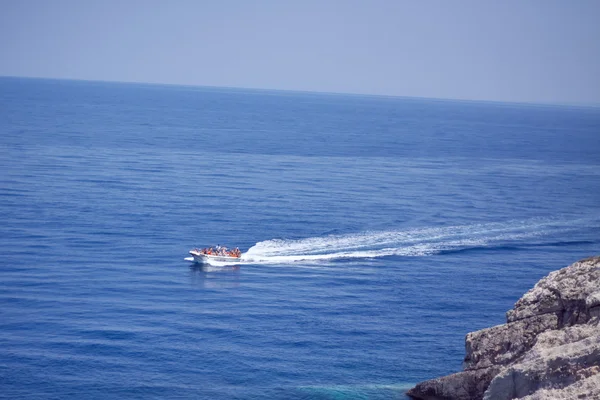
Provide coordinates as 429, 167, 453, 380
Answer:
1, 77, 599, 399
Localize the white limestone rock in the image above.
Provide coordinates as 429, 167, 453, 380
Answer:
407, 256, 600, 400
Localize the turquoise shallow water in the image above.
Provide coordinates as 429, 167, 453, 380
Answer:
1, 77, 599, 399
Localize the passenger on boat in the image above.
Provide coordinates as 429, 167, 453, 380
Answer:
198, 246, 241, 258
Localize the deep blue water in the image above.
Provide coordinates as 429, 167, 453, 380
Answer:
1, 77, 599, 399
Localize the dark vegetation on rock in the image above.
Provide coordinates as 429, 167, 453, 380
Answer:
407, 256, 600, 400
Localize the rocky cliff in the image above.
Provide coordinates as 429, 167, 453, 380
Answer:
407, 256, 600, 400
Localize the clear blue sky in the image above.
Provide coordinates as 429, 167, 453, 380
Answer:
1, 0, 599, 104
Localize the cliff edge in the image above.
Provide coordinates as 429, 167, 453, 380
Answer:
407, 256, 600, 400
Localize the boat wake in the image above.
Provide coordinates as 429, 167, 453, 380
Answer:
241, 216, 599, 265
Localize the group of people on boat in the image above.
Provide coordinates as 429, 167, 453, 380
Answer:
198, 245, 241, 258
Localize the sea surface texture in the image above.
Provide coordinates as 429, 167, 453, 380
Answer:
1, 77, 599, 399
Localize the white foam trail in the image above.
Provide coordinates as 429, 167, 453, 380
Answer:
241, 216, 598, 265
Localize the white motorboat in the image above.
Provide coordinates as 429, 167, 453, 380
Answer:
188, 247, 241, 264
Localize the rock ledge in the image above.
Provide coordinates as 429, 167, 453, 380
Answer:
407, 256, 600, 400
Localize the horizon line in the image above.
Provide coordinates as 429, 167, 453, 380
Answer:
2, 74, 599, 110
